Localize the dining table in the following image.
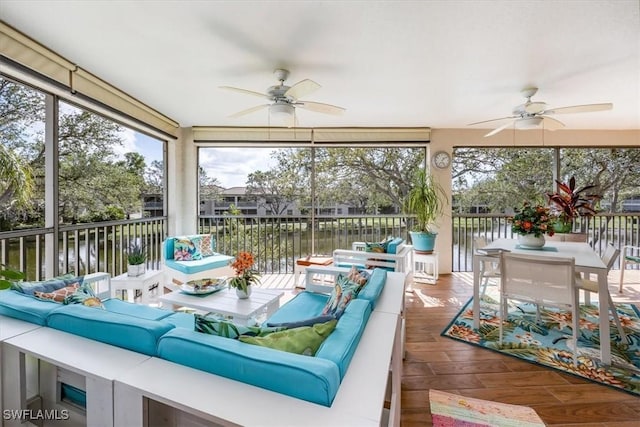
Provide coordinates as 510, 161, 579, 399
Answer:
472, 238, 612, 365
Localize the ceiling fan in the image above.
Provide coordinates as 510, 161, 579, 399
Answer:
468, 87, 613, 137
220, 68, 345, 127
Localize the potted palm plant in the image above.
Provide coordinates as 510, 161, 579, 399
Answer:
403, 168, 447, 254
127, 242, 147, 277
547, 176, 600, 235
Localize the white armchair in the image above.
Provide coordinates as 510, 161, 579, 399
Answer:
332, 239, 413, 274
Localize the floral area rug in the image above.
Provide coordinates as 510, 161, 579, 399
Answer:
441, 294, 640, 396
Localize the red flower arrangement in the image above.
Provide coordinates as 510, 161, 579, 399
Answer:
509, 202, 556, 238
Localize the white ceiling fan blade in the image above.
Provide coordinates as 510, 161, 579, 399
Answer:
228, 104, 269, 118
541, 116, 565, 130
297, 100, 345, 115
524, 102, 547, 114
544, 103, 613, 115
468, 116, 517, 126
284, 79, 321, 100
219, 86, 270, 99
484, 120, 516, 137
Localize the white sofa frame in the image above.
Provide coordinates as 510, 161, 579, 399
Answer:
333, 242, 413, 275
112, 267, 406, 427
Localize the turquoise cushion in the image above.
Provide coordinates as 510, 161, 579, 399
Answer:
356, 268, 387, 309
386, 237, 404, 255
157, 328, 341, 406
46, 304, 175, 356
102, 298, 173, 321
316, 298, 371, 378
264, 291, 329, 325
164, 254, 233, 275
0, 290, 60, 325
625, 255, 640, 263
164, 311, 196, 329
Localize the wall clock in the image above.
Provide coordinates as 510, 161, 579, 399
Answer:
432, 151, 451, 169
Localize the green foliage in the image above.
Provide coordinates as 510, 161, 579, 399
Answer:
0, 264, 25, 290
403, 168, 446, 232
127, 242, 147, 265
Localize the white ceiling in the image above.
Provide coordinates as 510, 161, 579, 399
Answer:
2, 0, 639, 131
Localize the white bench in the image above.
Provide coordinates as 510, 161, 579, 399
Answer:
2, 327, 150, 427
112, 270, 406, 427
333, 242, 413, 275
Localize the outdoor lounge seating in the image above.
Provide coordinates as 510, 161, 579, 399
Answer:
162, 234, 234, 288
0, 267, 405, 426
333, 237, 413, 274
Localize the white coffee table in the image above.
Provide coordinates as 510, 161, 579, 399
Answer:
159, 287, 283, 325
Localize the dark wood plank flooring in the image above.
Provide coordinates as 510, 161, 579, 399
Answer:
402, 272, 640, 426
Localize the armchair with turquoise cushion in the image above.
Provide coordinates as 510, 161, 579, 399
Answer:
333, 237, 412, 273
162, 235, 234, 289
619, 245, 640, 293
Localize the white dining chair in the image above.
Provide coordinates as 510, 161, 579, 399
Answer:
576, 244, 627, 343
619, 245, 640, 293
499, 252, 580, 366
474, 236, 500, 297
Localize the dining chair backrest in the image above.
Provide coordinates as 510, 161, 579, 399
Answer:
500, 252, 576, 307
474, 236, 488, 251
601, 244, 620, 271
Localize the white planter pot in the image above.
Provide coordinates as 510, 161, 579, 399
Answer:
127, 263, 146, 277
235, 287, 252, 299
517, 234, 546, 249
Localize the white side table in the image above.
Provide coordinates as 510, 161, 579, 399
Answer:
414, 251, 438, 284
110, 269, 163, 304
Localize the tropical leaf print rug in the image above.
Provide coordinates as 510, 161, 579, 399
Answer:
442, 294, 640, 396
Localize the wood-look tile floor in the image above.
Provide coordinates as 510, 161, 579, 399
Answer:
402, 271, 640, 427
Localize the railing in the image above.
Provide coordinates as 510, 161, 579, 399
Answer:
453, 213, 640, 271
199, 214, 410, 274
0, 217, 166, 281
3, 213, 638, 280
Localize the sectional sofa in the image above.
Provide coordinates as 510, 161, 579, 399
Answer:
0, 267, 405, 426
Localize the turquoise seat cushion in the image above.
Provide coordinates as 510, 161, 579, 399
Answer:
157, 328, 341, 406
356, 268, 387, 309
264, 291, 329, 325
316, 298, 371, 378
164, 254, 233, 275
0, 290, 60, 325
164, 311, 195, 329
102, 298, 173, 321
386, 237, 404, 254
46, 304, 175, 356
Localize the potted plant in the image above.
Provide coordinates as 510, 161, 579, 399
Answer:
403, 168, 447, 254
127, 242, 147, 277
509, 202, 555, 249
547, 176, 600, 234
228, 251, 260, 299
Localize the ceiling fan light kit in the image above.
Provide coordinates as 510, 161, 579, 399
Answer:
220, 68, 345, 126
468, 87, 613, 137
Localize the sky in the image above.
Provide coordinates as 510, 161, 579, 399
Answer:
115, 130, 278, 188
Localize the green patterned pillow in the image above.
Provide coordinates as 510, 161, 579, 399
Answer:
63, 290, 105, 309
195, 313, 285, 339
321, 274, 362, 317
239, 319, 337, 356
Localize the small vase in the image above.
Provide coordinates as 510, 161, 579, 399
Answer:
235, 286, 252, 299
517, 234, 546, 249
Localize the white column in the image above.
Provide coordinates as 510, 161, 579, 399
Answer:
167, 127, 198, 236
